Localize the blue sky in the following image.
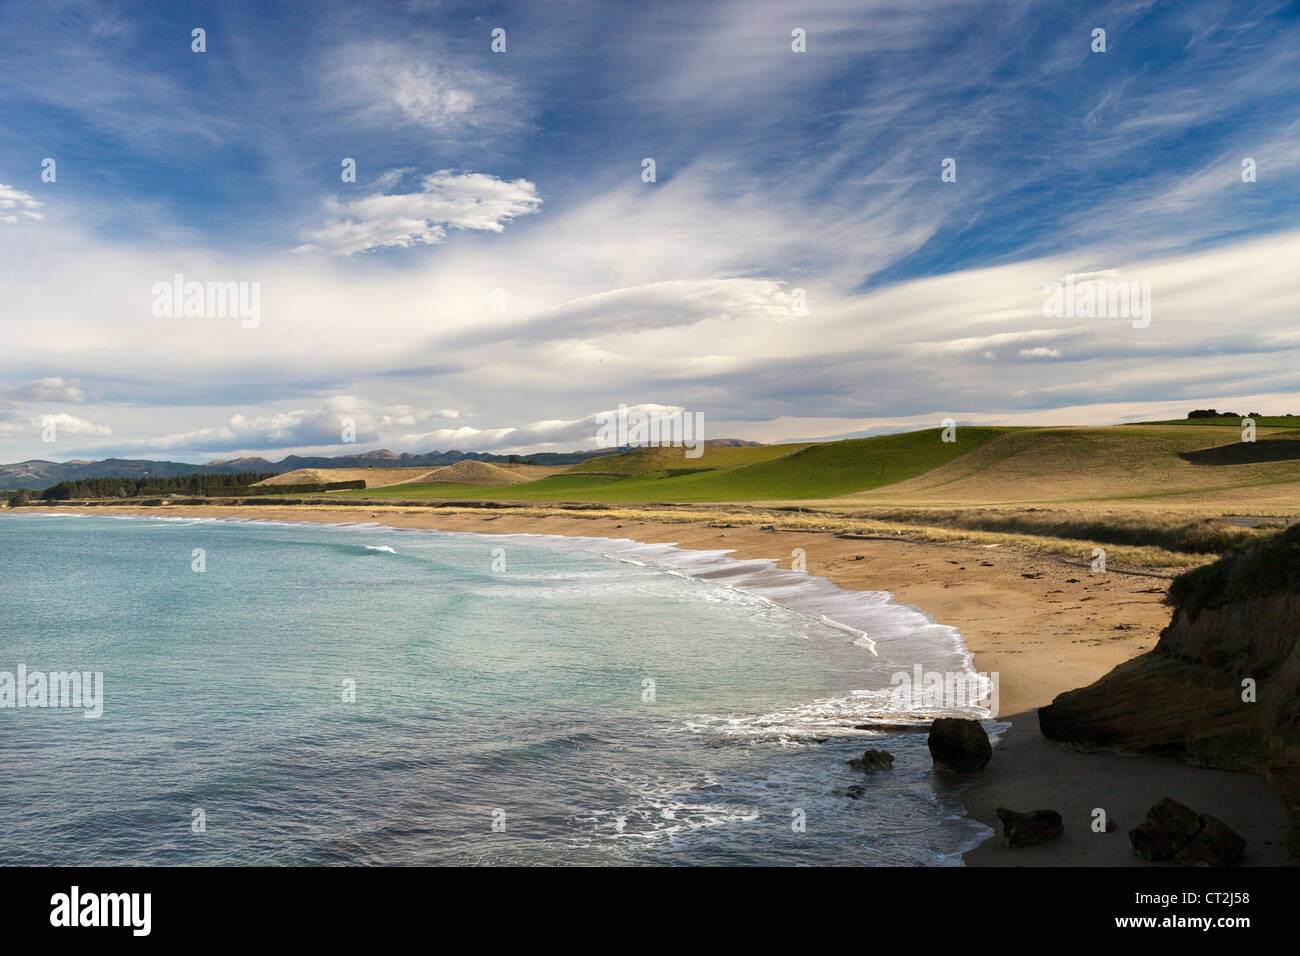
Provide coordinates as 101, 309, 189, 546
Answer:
2, 0, 1299, 461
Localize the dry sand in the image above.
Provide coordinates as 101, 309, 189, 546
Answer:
32, 501, 1292, 865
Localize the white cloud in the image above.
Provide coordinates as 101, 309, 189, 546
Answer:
329, 41, 520, 135
4, 154, 1300, 461
0, 377, 85, 405
1018, 347, 1063, 359
401, 404, 686, 453
0, 183, 43, 224
0, 378, 102, 444
0, 411, 109, 442
297, 171, 542, 255
100, 397, 461, 455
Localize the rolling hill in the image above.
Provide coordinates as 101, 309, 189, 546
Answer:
302, 423, 1300, 513
339, 427, 1012, 503
850, 424, 1300, 509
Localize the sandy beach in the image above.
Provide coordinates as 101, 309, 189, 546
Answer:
33, 502, 1292, 865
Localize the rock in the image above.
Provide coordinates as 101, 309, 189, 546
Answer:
847, 749, 894, 772
995, 808, 1064, 848
1128, 798, 1246, 865
1173, 814, 1246, 867
1129, 797, 1203, 861
1039, 524, 1300, 860
928, 717, 992, 772
845, 785, 865, 800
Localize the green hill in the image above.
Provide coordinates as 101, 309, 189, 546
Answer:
853, 424, 1300, 507
340, 427, 1011, 503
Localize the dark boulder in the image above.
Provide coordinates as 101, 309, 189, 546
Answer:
1129, 797, 1246, 865
847, 749, 894, 772
995, 808, 1064, 848
928, 717, 992, 772
1129, 797, 1202, 861
1173, 814, 1246, 867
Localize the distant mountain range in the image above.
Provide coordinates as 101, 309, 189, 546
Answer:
0, 440, 762, 490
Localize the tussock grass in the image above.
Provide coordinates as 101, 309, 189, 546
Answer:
849, 508, 1265, 555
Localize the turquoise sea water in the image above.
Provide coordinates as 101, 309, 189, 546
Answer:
0, 513, 991, 865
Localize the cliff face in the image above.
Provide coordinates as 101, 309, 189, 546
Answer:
1039, 524, 1300, 856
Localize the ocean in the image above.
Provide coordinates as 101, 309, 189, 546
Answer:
0, 512, 994, 865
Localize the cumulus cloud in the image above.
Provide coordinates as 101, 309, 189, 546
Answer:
0, 183, 44, 224
0, 377, 85, 406
297, 171, 542, 255
0, 378, 104, 445
0, 411, 110, 442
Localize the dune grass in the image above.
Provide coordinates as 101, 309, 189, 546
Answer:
834, 507, 1268, 556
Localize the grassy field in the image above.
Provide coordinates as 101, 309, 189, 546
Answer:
332, 422, 1300, 512
1137, 415, 1300, 428
339, 427, 1011, 503
843, 424, 1300, 509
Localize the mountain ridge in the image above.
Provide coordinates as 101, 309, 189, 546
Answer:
0, 440, 764, 490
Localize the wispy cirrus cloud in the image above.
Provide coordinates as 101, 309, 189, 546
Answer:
328, 39, 523, 135
1, 0, 1299, 461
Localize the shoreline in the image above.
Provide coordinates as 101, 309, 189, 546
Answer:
12, 502, 1292, 865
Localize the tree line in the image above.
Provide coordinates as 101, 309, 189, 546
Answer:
33, 472, 279, 501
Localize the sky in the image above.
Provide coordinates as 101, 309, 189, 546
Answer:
1, 0, 1299, 462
